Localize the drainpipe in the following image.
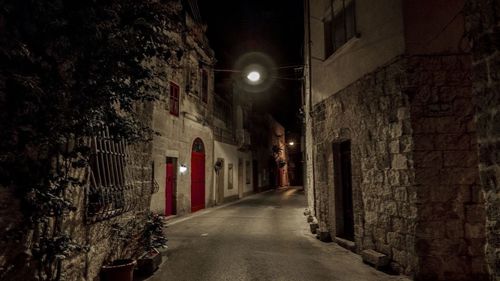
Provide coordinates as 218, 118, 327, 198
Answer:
304, 0, 317, 217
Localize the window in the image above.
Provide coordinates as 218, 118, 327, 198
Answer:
169, 82, 180, 116
201, 69, 208, 103
324, 0, 357, 57
214, 94, 232, 127
228, 163, 234, 189
86, 128, 158, 223
185, 66, 192, 93
86, 128, 126, 222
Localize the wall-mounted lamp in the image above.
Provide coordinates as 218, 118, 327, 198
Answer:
179, 164, 188, 174
288, 141, 295, 146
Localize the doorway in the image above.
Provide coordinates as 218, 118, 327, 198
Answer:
333, 140, 354, 241
191, 138, 205, 212
216, 158, 225, 204
238, 158, 243, 198
165, 157, 177, 216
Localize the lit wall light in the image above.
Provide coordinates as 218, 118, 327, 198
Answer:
179, 164, 188, 174
288, 141, 295, 146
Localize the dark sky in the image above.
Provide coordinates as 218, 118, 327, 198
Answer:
198, 0, 304, 132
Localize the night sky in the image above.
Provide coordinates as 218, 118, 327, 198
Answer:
198, 0, 304, 132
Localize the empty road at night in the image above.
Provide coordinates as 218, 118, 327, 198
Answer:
147, 187, 408, 281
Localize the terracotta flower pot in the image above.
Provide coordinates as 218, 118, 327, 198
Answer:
101, 259, 136, 281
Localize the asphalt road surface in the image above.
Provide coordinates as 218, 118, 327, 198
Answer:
147, 187, 408, 281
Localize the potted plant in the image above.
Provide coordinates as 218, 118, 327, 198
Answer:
214, 159, 223, 173
101, 259, 137, 281
137, 212, 167, 276
100, 223, 138, 281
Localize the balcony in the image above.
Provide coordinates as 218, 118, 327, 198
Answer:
236, 129, 251, 151
214, 126, 236, 145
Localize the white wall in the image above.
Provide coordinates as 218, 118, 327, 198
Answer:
310, 0, 405, 105
213, 141, 253, 199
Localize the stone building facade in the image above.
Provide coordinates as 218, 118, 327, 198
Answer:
465, 1, 500, 279
304, 0, 490, 280
148, 1, 217, 216
149, 1, 257, 216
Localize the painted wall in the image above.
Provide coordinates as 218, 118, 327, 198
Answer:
310, 0, 405, 105
213, 141, 253, 201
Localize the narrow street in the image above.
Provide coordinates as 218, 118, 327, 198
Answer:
148, 187, 408, 281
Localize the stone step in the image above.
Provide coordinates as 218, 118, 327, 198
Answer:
361, 249, 390, 269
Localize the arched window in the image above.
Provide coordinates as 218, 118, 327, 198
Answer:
192, 138, 205, 153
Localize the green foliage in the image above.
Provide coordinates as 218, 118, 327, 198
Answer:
0, 0, 182, 279
142, 212, 168, 251
271, 145, 282, 159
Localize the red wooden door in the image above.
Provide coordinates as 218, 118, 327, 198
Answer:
191, 151, 205, 212
165, 163, 174, 216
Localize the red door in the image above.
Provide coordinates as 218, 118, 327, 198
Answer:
191, 138, 205, 212
165, 163, 174, 216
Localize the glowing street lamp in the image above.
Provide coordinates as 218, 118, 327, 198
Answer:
246, 71, 261, 82
288, 141, 295, 146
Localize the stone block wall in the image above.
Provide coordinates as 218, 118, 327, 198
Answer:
0, 142, 154, 281
312, 58, 418, 274
311, 54, 489, 279
64, 104, 155, 280
407, 55, 488, 281
466, 0, 500, 279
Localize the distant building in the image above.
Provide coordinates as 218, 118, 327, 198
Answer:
304, 0, 490, 280
286, 132, 303, 186
251, 113, 290, 190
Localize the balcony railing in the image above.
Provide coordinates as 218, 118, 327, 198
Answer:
214, 126, 236, 144
236, 129, 251, 150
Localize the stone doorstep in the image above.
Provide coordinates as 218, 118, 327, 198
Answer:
317, 231, 332, 242
334, 236, 356, 252
164, 214, 177, 221
361, 249, 390, 269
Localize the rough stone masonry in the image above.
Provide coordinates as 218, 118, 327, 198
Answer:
311, 52, 489, 280
465, 0, 500, 279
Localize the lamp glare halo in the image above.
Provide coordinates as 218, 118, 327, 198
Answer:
247, 71, 261, 82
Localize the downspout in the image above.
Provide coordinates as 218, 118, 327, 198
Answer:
305, 0, 317, 216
